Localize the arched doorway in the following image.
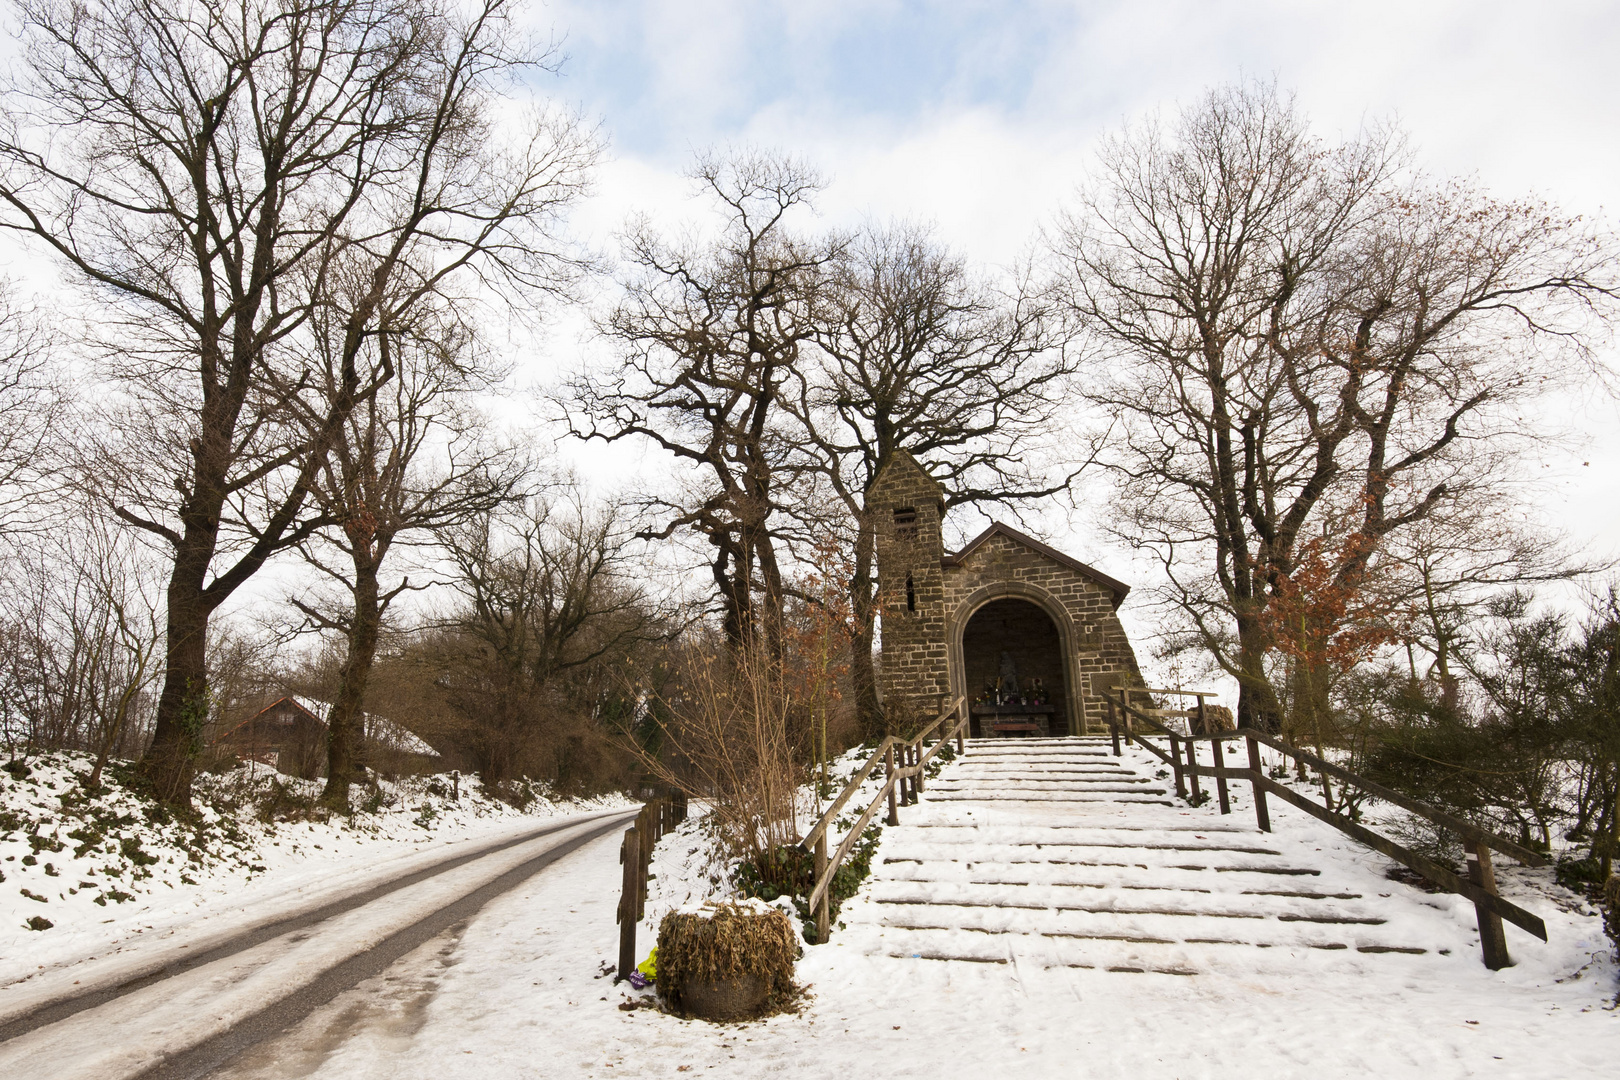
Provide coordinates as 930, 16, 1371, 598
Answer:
959, 597, 1070, 737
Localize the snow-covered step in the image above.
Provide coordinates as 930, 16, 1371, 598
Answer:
844, 924, 1427, 975
835, 736, 1454, 976
872, 908, 1406, 941
865, 880, 1382, 919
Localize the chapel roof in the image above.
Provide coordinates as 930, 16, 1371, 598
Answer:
869, 449, 945, 504
943, 520, 1131, 610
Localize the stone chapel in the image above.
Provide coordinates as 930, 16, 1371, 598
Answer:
870, 450, 1145, 737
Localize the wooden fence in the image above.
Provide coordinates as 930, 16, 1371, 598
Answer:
616, 789, 689, 981
1104, 686, 1548, 969
800, 697, 969, 944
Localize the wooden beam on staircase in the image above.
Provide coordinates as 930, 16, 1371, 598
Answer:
1257, 777, 1547, 943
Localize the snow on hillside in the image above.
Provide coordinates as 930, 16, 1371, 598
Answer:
0, 752, 632, 981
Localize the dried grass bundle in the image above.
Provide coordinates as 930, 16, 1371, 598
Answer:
656, 903, 799, 1020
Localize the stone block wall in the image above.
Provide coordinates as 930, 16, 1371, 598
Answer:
941, 532, 1143, 733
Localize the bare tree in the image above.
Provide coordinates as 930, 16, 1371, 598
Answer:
0, 283, 60, 537
0, 0, 597, 802
1374, 495, 1595, 700
796, 223, 1079, 735
1053, 80, 1616, 731
433, 493, 662, 787
291, 301, 526, 806
0, 504, 163, 779
568, 151, 842, 657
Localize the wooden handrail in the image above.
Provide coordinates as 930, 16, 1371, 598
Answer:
1107, 688, 1546, 864
800, 697, 963, 849
1253, 775, 1546, 941
1103, 686, 1546, 969
1239, 728, 1549, 868
617, 790, 688, 981
800, 736, 899, 850
802, 696, 967, 942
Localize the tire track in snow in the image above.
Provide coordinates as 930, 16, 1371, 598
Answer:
0, 807, 630, 1042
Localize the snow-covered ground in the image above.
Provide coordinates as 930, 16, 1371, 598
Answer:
0, 752, 634, 988
180, 737, 1620, 1080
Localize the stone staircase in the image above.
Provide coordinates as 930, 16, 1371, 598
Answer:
835, 737, 1449, 976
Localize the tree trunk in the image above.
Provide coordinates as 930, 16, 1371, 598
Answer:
753, 526, 786, 664
714, 535, 749, 650
1604, 766, 1620, 880
848, 509, 883, 739
323, 561, 381, 806
1234, 607, 1285, 734
141, 533, 219, 807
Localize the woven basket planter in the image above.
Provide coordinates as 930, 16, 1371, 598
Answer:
655, 902, 799, 1021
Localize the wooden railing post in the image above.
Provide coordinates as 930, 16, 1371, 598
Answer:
1465, 839, 1511, 969
814, 832, 830, 944
1186, 738, 1203, 806
885, 746, 899, 825
1107, 694, 1121, 756
1247, 734, 1271, 832
915, 739, 926, 794
1168, 730, 1186, 800
617, 826, 639, 981
641, 830, 652, 915
1122, 688, 1135, 746
956, 702, 966, 754
1210, 736, 1232, 815
638, 813, 653, 913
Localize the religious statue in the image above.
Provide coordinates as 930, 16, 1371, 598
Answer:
998, 651, 1020, 702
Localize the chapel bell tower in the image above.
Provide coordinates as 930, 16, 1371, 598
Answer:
870, 451, 950, 723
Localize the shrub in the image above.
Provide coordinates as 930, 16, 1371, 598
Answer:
639, 644, 803, 890
1555, 854, 1607, 894
733, 821, 883, 943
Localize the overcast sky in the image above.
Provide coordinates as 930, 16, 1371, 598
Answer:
507, 0, 1619, 672
535, 0, 1620, 253
12, 1, 1612, 679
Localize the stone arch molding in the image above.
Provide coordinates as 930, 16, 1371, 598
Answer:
948, 580, 1084, 737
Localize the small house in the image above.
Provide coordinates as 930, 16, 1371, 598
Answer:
213, 696, 328, 779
